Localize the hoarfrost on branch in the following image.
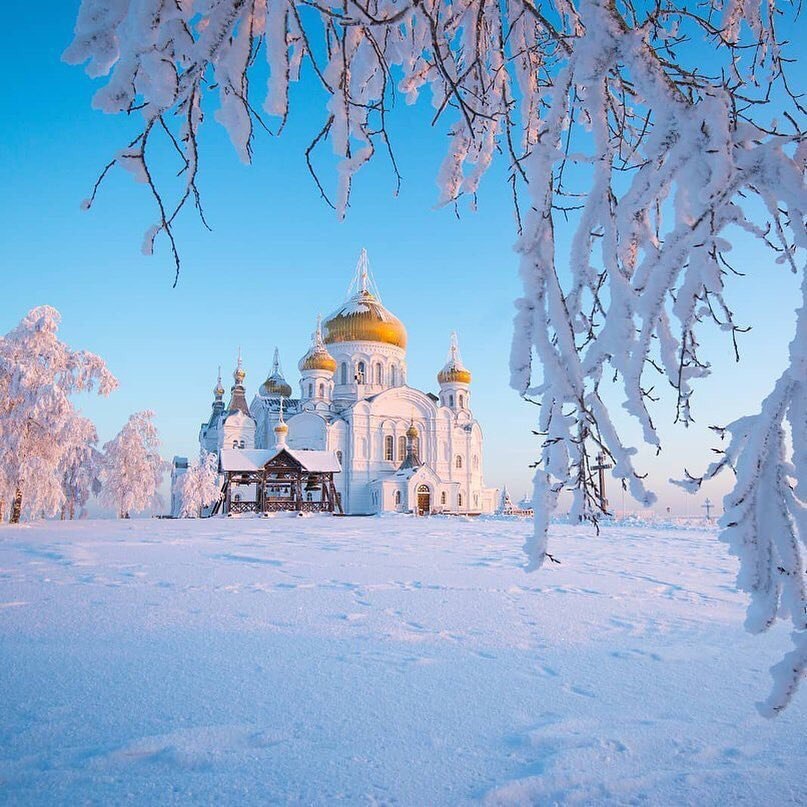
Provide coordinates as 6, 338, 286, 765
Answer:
65, 0, 805, 710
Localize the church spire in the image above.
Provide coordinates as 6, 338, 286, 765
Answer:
261, 347, 293, 398
398, 418, 421, 470
346, 247, 382, 302
227, 351, 251, 416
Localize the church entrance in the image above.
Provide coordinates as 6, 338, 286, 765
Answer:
416, 484, 431, 516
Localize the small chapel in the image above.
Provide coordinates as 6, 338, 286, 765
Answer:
172, 251, 499, 516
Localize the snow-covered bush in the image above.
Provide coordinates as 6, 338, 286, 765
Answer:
100, 411, 166, 518
0, 306, 117, 522
65, 0, 804, 709
179, 451, 222, 517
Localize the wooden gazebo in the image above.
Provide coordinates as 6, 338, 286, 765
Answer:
213, 447, 342, 516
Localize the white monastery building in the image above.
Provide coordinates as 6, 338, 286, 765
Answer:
177, 251, 498, 516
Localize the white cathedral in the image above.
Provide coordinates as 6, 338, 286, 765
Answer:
175, 251, 498, 516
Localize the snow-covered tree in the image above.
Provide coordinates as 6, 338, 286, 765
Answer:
100, 411, 166, 518
0, 306, 117, 523
59, 415, 102, 520
179, 451, 222, 517
65, 1, 805, 709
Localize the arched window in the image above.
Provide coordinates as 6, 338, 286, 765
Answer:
391, 365, 397, 386
398, 435, 406, 461
360, 437, 368, 458
384, 435, 394, 461
356, 361, 366, 384
459, 394, 465, 408
394, 490, 401, 506
375, 363, 382, 385
232, 440, 238, 449
340, 363, 347, 385
455, 455, 463, 469
306, 491, 313, 502
318, 383, 325, 397
239, 439, 245, 448
336, 450, 343, 467
458, 492, 463, 507
308, 382, 313, 398
441, 491, 447, 505
449, 393, 454, 407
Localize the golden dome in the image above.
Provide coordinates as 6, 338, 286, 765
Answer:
437, 366, 472, 385
437, 331, 471, 385
323, 290, 407, 349
261, 348, 292, 397
299, 350, 337, 373
406, 421, 418, 439
299, 317, 337, 373
274, 420, 289, 435
262, 375, 292, 398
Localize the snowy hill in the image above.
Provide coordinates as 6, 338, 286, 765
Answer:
0, 516, 803, 804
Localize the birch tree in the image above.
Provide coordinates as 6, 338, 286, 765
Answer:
65, 0, 805, 710
0, 306, 117, 522
179, 451, 222, 517
100, 411, 167, 518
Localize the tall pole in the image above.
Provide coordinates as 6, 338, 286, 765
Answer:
703, 498, 713, 521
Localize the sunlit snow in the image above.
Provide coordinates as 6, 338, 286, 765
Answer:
1, 516, 804, 803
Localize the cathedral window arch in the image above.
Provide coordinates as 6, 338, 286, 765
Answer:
459, 393, 465, 408
390, 365, 397, 386
356, 361, 366, 384
397, 435, 406, 461
384, 435, 394, 461
340, 362, 347, 385
449, 393, 454, 407
308, 382, 313, 398
375, 363, 383, 385
455, 455, 463, 469
458, 492, 463, 507
441, 491, 447, 506
394, 490, 401, 506
318, 382, 325, 398
232, 440, 238, 449
239, 439, 245, 448
336, 450, 343, 467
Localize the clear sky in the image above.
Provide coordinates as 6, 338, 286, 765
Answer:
1, 2, 802, 516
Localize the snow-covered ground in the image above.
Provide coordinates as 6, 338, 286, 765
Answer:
0, 516, 803, 805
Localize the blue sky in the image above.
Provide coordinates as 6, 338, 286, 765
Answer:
1, 2, 802, 515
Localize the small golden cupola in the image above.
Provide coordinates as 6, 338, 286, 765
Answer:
299, 315, 337, 374
437, 331, 472, 385
260, 347, 293, 398
322, 249, 407, 350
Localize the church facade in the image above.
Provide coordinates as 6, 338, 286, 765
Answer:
180, 251, 498, 516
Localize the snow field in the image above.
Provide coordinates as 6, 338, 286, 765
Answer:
0, 516, 804, 804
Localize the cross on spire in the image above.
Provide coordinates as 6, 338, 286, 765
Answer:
346, 248, 382, 302
703, 498, 714, 520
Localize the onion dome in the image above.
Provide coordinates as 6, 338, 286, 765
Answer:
299, 315, 337, 373
406, 421, 419, 439
261, 347, 293, 398
233, 350, 246, 385
437, 331, 471, 385
214, 368, 225, 400
322, 249, 407, 349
